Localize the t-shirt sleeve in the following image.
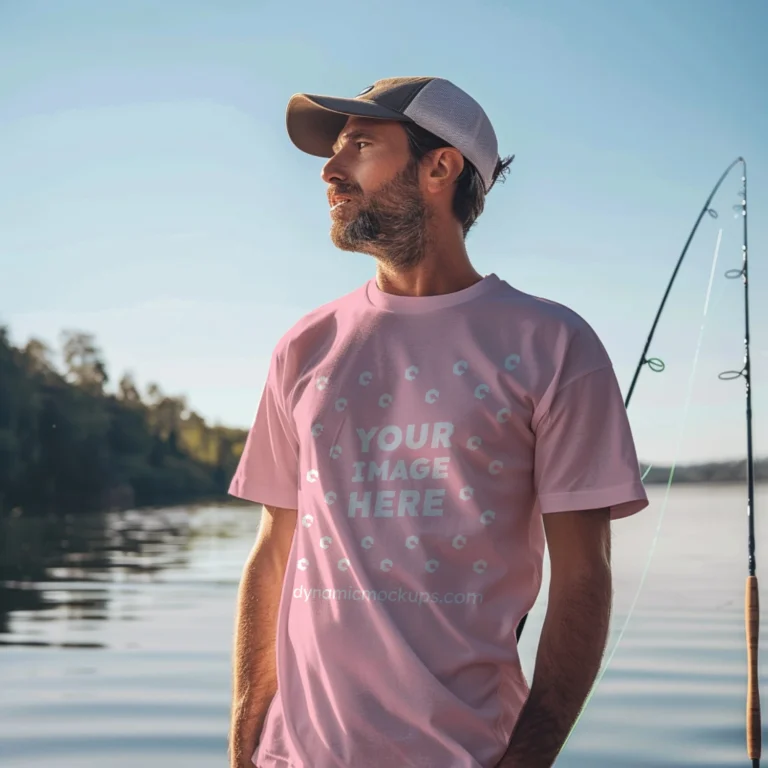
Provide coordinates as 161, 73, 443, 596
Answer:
228, 349, 300, 510
532, 326, 649, 521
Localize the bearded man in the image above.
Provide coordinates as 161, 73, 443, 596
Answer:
228, 77, 648, 768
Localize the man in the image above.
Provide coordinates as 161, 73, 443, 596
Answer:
229, 76, 648, 768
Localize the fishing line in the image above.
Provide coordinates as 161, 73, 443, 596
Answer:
561, 226, 725, 750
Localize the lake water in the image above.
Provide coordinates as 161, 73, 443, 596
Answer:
1, 483, 767, 767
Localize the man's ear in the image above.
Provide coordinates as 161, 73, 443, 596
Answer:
422, 147, 465, 193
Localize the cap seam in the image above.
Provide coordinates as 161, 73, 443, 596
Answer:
395, 77, 435, 113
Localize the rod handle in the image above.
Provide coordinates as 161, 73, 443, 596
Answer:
746, 575, 762, 760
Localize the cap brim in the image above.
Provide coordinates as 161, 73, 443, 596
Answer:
286, 93, 411, 158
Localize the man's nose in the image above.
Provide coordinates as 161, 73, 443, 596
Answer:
321, 154, 347, 185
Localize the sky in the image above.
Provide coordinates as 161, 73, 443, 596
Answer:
0, 0, 766, 466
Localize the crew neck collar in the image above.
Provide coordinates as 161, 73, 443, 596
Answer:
365, 273, 502, 314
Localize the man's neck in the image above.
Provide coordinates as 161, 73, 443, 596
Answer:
375, 228, 483, 298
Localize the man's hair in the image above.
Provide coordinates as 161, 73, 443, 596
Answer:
403, 122, 515, 237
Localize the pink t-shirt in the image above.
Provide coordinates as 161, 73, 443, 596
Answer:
230, 273, 648, 768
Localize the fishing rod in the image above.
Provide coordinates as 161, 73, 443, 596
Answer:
516, 157, 759, 763
623, 157, 759, 767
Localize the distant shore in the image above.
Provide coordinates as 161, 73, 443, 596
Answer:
640, 458, 767, 484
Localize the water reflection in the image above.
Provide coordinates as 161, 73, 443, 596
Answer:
0, 504, 257, 648
1, 487, 767, 767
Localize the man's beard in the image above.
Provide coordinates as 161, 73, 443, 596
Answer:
329, 160, 429, 271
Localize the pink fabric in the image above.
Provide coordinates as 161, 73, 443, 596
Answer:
230, 274, 648, 768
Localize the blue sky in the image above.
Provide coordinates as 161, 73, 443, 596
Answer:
1, 0, 766, 465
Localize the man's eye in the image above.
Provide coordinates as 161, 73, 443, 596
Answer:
356, 141, 370, 150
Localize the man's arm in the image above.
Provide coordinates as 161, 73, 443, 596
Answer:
229, 505, 297, 768
497, 507, 612, 768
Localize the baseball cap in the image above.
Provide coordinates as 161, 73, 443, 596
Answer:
285, 76, 500, 192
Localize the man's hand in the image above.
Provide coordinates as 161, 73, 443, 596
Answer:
229, 705, 264, 768
497, 507, 612, 768
229, 505, 297, 768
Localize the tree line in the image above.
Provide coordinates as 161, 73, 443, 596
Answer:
0, 326, 247, 517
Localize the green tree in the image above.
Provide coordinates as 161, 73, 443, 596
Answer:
117, 372, 142, 404
0, 326, 247, 516
60, 331, 108, 394
23, 338, 56, 377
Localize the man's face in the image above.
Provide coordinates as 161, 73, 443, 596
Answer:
321, 117, 429, 270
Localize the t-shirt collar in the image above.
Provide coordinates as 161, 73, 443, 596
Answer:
365, 273, 502, 314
